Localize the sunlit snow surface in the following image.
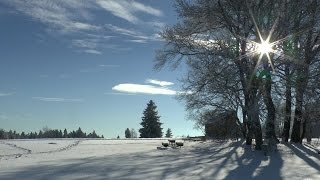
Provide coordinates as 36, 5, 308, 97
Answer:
0, 139, 319, 179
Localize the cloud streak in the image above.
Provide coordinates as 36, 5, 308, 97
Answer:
84, 49, 102, 55
104, 92, 135, 96
105, 24, 161, 42
0, 92, 15, 97
32, 97, 84, 102
112, 83, 176, 95
2, 0, 103, 54
3, 0, 99, 33
2, 0, 165, 53
96, 0, 162, 24
99, 64, 120, 68
146, 79, 174, 86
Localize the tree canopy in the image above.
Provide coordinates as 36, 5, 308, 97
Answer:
156, 0, 320, 148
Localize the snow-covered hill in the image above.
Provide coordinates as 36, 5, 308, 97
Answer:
0, 139, 319, 179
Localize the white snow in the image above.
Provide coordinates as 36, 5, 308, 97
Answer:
0, 139, 319, 179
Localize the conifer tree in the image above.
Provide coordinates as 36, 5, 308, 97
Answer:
165, 128, 172, 138
125, 128, 131, 138
139, 100, 163, 138
63, 128, 68, 138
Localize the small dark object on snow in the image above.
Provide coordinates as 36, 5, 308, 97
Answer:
162, 142, 169, 147
176, 142, 183, 148
168, 139, 175, 146
157, 146, 167, 150
48, 142, 57, 145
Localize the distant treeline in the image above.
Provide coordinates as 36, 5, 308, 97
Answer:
0, 127, 103, 139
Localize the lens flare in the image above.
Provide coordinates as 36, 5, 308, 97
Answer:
258, 41, 272, 54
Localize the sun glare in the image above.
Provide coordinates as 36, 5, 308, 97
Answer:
258, 41, 272, 54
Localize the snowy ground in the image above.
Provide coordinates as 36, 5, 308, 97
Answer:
0, 139, 319, 180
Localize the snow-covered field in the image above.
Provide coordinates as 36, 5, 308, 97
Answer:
0, 139, 319, 180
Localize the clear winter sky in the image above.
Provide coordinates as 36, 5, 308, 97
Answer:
0, 0, 203, 138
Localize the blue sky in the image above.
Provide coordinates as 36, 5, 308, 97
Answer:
0, 0, 203, 138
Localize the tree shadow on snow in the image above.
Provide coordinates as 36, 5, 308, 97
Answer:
0, 140, 290, 180
0, 140, 241, 179
223, 143, 284, 180
284, 143, 320, 171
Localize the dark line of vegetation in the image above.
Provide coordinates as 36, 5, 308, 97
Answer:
0, 127, 103, 139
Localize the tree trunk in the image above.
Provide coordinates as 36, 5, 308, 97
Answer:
262, 66, 278, 144
291, 65, 309, 143
242, 110, 248, 138
247, 77, 263, 150
236, 39, 253, 145
291, 83, 303, 143
282, 63, 291, 142
246, 123, 253, 145
301, 117, 307, 142
291, 0, 316, 143
253, 106, 263, 150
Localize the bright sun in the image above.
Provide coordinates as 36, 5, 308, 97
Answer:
258, 41, 272, 54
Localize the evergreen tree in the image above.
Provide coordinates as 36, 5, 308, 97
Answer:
38, 130, 43, 138
76, 127, 84, 138
8, 130, 14, 139
165, 128, 172, 138
29, 132, 34, 139
0, 129, 5, 139
21, 132, 26, 139
139, 100, 163, 138
125, 128, 131, 138
58, 130, 63, 138
88, 130, 98, 138
63, 128, 68, 138
13, 131, 19, 139
69, 130, 76, 138
54, 129, 59, 138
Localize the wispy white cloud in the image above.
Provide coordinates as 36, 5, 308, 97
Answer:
0, 92, 15, 97
105, 24, 161, 42
72, 39, 99, 49
72, 22, 101, 31
146, 79, 174, 86
80, 64, 120, 73
97, 0, 138, 23
84, 49, 102, 55
130, 1, 163, 16
126, 39, 147, 43
2, 0, 165, 52
99, 64, 120, 68
32, 97, 84, 102
112, 83, 176, 95
3, 0, 99, 33
104, 92, 135, 96
147, 21, 166, 29
72, 36, 113, 49
2, 0, 104, 54
106, 24, 148, 39
96, 0, 162, 24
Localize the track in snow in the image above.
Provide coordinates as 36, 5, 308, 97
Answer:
0, 140, 81, 159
